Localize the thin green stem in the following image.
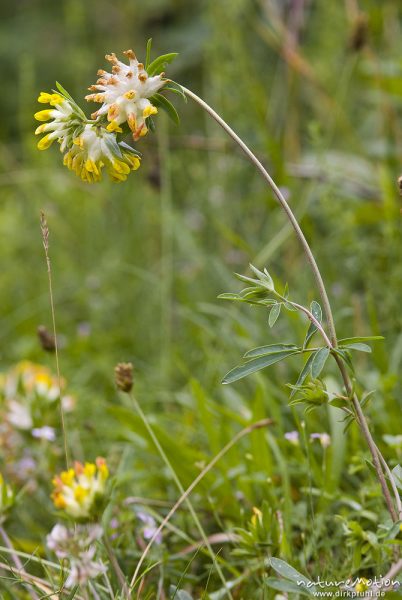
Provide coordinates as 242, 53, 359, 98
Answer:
128, 391, 233, 599
181, 86, 399, 522
181, 85, 337, 347
103, 535, 130, 599
130, 418, 272, 589
40, 212, 70, 468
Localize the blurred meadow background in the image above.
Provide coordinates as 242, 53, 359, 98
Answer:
1, 0, 402, 597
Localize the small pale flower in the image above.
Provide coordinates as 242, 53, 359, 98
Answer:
51, 457, 109, 519
66, 547, 106, 588
32, 426, 56, 441
47, 523, 105, 588
137, 511, 162, 544
310, 432, 331, 448
7, 400, 32, 430
284, 430, 299, 445
63, 124, 141, 183
12, 361, 62, 402
15, 456, 37, 480
86, 50, 165, 141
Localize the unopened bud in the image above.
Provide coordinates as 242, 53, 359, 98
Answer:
348, 13, 369, 52
114, 362, 134, 392
37, 325, 56, 352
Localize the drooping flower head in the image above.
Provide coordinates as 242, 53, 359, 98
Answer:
51, 457, 109, 520
86, 50, 165, 141
34, 43, 179, 184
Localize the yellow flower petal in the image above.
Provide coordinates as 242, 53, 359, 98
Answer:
37, 134, 54, 150
34, 109, 54, 122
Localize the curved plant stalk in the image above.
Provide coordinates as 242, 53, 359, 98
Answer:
130, 418, 273, 589
127, 391, 235, 599
181, 86, 400, 523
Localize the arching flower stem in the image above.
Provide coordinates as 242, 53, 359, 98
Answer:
181, 85, 399, 524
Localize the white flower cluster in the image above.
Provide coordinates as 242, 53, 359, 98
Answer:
86, 50, 164, 140
47, 523, 106, 588
34, 48, 172, 183
0, 361, 73, 441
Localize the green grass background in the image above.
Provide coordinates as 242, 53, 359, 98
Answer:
1, 0, 402, 596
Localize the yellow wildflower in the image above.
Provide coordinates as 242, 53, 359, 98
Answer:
51, 458, 109, 519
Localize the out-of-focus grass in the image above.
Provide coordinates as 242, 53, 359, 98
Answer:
0, 0, 401, 596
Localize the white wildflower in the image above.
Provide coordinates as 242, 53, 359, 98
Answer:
86, 50, 165, 140
31, 426, 56, 441
47, 523, 106, 588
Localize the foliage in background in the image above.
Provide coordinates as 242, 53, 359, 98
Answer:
0, 0, 401, 597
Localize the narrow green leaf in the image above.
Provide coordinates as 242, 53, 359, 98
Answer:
244, 344, 299, 359
148, 115, 156, 132
169, 587, 193, 600
217, 292, 241, 301
249, 263, 274, 290
391, 465, 402, 490
269, 303, 281, 327
303, 301, 322, 347
55, 81, 75, 103
290, 352, 315, 398
55, 82, 87, 120
119, 141, 142, 156
235, 273, 260, 286
265, 577, 313, 596
147, 52, 178, 76
65, 586, 80, 599
340, 343, 371, 353
334, 348, 355, 373
269, 558, 313, 589
338, 336, 384, 345
311, 347, 330, 378
151, 93, 179, 125
222, 350, 298, 384
164, 80, 187, 101
311, 301, 322, 323
328, 397, 350, 409
145, 38, 153, 69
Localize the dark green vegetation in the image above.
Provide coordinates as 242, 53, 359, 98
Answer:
1, 0, 401, 597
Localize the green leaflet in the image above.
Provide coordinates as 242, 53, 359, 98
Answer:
290, 352, 316, 398
147, 52, 178, 76
303, 301, 322, 348
338, 336, 384, 345
151, 93, 180, 125
222, 350, 299, 384
311, 347, 330, 378
268, 303, 281, 327
340, 342, 371, 353
244, 343, 299, 359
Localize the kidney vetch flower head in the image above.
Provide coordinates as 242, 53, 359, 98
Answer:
86, 49, 165, 141
34, 41, 180, 184
51, 457, 109, 519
